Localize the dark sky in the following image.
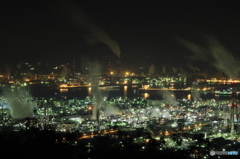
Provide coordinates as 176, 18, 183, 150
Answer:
1, 1, 240, 74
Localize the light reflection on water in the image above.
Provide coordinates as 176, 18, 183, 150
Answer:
0, 84, 237, 101
24, 86, 236, 101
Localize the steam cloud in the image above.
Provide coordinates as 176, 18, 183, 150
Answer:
172, 67, 177, 74
148, 64, 155, 74
177, 34, 240, 79
150, 109, 171, 119
191, 91, 201, 102
86, 60, 104, 120
5, 63, 12, 80
187, 62, 200, 72
60, 64, 70, 79
162, 65, 166, 74
59, 0, 121, 57
150, 109, 161, 118
160, 90, 178, 106
4, 89, 34, 119
105, 104, 121, 116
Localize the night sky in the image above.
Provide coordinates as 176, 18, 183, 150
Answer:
1, 1, 240, 74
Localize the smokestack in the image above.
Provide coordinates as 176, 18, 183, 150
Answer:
230, 82, 238, 132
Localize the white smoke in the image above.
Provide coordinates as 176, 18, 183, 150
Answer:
150, 109, 171, 119
160, 90, 178, 106
5, 64, 11, 80
191, 91, 201, 102
148, 64, 155, 74
60, 64, 70, 79
58, 0, 121, 57
172, 67, 178, 74
187, 62, 200, 72
150, 108, 161, 118
5, 89, 34, 119
162, 65, 166, 74
86, 61, 104, 119
105, 104, 121, 116
162, 110, 171, 119
177, 34, 240, 79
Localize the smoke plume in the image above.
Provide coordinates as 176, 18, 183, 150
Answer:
4, 88, 34, 119
162, 65, 166, 74
59, 0, 121, 57
60, 64, 70, 79
191, 91, 201, 102
160, 90, 178, 106
172, 67, 177, 74
148, 64, 155, 74
5, 64, 11, 80
86, 60, 104, 120
177, 34, 240, 79
187, 62, 200, 72
105, 104, 121, 116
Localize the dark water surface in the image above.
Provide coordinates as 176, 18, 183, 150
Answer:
28, 87, 235, 101
0, 85, 237, 101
